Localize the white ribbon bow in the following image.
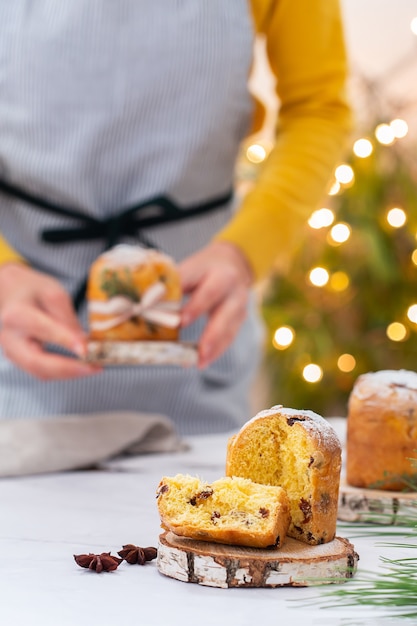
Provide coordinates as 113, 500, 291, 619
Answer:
88, 282, 181, 331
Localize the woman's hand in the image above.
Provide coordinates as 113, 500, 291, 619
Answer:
179, 241, 253, 368
0, 263, 100, 379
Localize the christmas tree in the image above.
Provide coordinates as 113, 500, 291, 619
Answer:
242, 45, 417, 416
262, 126, 417, 416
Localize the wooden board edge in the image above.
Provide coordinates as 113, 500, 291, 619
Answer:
338, 482, 417, 524
156, 532, 359, 588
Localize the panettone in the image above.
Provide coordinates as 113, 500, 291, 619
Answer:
87, 244, 181, 341
156, 474, 291, 549
346, 369, 417, 491
225, 406, 342, 545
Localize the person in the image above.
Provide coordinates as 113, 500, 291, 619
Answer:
0, 1, 352, 435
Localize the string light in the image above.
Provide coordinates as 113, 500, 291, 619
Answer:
375, 123, 395, 145
386, 207, 407, 228
407, 304, 417, 324
309, 267, 329, 287
410, 16, 417, 35
308, 208, 335, 229
329, 271, 350, 292
335, 164, 354, 185
390, 118, 408, 139
302, 363, 323, 383
246, 143, 267, 164
386, 322, 408, 342
411, 249, 417, 266
353, 138, 373, 158
337, 354, 356, 372
273, 326, 295, 350
328, 222, 351, 244
328, 180, 341, 195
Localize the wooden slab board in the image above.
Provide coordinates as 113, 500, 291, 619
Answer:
157, 531, 358, 588
338, 480, 417, 524
85, 340, 198, 367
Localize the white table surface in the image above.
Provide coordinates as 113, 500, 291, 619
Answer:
0, 419, 413, 626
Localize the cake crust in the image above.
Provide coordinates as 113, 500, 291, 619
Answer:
346, 369, 417, 491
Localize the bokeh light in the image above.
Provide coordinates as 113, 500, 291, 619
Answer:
308, 208, 335, 229
329, 222, 351, 244
246, 143, 267, 164
335, 164, 354, 185
337, 354, 356, 372
329, 271, 350, 292
309, 267, 330, 287
386, 322, 408, 342
407, 304, 417, 324
273, 326, 295, 350
375, 123, 395, 145
387, 207, 407, 228
328, 180, 341, 195
353, 138, 373, 158
302, 363, 323, 383
390, 118, 408, 139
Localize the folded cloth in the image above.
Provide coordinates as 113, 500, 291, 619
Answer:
0, 412, 186, 477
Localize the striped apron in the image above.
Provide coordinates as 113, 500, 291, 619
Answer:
0, 1, 264, 434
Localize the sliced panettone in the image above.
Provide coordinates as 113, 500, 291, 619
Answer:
156, 474, 291, 549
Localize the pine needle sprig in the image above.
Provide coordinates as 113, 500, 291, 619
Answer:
309, 528, 417, 620
321, 563, 417, 615
100, 269, 140, 302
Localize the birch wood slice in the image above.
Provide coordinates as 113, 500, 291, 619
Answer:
85, 340, 198, 367
338, 480, 417, 524
157, 531, 358, 588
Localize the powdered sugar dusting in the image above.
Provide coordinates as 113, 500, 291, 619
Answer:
352, 369, 417, 402
99, 244, 175, 269
237, 405, 341, 451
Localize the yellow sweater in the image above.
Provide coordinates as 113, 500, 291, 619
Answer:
0, 0, 352, 280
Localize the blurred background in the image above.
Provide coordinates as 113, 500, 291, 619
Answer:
245, 0, 417, 417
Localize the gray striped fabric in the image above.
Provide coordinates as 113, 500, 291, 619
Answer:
0, 1, 264, 434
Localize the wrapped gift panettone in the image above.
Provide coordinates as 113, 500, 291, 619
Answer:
156, 474, 291, 549
346, 369, 417, 491
225, 406, 342, 545
87, 244, 181, 341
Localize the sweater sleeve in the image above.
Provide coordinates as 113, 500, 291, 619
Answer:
0, 234, 25, 266
215, 0, 353, 279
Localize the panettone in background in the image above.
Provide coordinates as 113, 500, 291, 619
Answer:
87, 244, 181, 341
346, 369, 417, 491
225, 406, 342, 545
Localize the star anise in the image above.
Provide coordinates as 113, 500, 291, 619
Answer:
73, 552, 123, 573
117, 544, 158, 565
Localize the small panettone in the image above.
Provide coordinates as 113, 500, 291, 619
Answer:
346, 369, 417, 491
156, 474, 291, 549
87, 244, 182, 341
225, 406, 342, 545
